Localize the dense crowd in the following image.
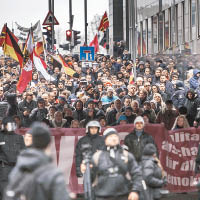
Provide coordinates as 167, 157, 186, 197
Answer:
0, 51, 200, 131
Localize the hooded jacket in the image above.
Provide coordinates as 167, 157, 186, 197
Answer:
72, 100, 86, 121
8, 148, 70, 200
189, 69, 200, 90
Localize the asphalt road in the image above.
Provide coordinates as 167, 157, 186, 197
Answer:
76, 192, 199, 200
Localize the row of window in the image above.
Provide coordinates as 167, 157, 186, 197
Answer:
137, 0, 200, 56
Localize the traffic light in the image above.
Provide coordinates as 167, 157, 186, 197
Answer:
66, 30, 72, 42
43, 26, 52, 45
59, 44, 74, 51
73, 30, 81, 46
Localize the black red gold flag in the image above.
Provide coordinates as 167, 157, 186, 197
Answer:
98, 11, 109, 32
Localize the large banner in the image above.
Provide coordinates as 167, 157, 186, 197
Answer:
17, 124, 200, 193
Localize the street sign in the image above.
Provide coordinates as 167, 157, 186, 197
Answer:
43, 11, 59, 26
80, 46, 95, 61
82, 61, 92, 68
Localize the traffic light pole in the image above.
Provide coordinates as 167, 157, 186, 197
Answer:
69, 0, 72, 52
84, 0, 87, 45
52, 0, 54, 51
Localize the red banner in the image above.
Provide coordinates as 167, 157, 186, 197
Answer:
17, 124, 200, 193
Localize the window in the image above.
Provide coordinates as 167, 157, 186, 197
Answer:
148, 17, 152, 53
190, 0, 196, 40
164, 9, 170, 49
158, 13, 164, 51
175, 4, 178, 45
142, 20, 147, 55
153, 15, 158, 53
177, 3, 183, 44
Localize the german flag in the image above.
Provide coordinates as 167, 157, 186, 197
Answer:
2, 25, 23, 67
0, 24, 6, 47
98, 11, 109, 32
58, 54, 76, 77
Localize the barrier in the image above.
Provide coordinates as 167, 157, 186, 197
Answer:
17, 124, 200, 193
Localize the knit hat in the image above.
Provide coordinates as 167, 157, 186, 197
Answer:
103, 128, 118, 139
58, 96, 66, 102
134, 116, 144, 126
107, 87, 114, 92
29, 122, 51, 149
143, 143, 157, 156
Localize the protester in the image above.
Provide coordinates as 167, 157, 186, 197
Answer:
81, 128, 142, 200
4, 122, 71, 200
124, 116, 156, 163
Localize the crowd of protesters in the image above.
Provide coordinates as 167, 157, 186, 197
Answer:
0, 50, 200, 131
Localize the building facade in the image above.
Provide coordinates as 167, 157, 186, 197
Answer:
109, 0, 200, 57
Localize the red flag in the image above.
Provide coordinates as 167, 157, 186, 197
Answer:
89, 34, 99, 53
98, 11, 109, 32
0, 24, 6, 47
17, 32, 34, 93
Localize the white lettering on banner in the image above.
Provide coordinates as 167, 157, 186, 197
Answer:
169, 132, 199, 142
180, 159, 196, 171
166, 173, 200, 186
162, 141, 198, 157
166, 156, 179, 170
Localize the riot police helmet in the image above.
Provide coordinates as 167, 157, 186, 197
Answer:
86, 120, 101, 133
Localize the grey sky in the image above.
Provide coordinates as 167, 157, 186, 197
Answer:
0, 0, 108, 38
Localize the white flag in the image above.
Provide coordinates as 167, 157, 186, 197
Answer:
33, 49, 55, 82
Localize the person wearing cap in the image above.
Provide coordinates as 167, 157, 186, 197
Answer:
18, 92, 37, 115
81, 128, 142, 200
75, 120, 105, 177
0, 116, 25, 199
124, 116, 156, 163
5, 122, 71, 200
140, 143, 167, 200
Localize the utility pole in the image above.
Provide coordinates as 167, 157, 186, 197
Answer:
69, 0, 72, 52
84, 0, 88, 45
52, 0, 55, 51
48, 0, 51, 12
129, 0, 137, 81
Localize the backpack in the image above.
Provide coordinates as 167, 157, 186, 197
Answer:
4, 163, 52, 200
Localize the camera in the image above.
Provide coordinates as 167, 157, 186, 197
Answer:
81, 143, 92, 164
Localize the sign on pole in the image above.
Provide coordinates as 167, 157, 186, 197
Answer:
80, 46, 95, 61
43, 11, 59, 26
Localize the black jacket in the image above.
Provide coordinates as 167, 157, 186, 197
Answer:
0, 130, 25, 164
141, 156, 165, 200
91, 146, 142, 197
75, 133, 105, 177
18, 99, 37, 113
124, 130, 155, 162
7, 148, 70, 200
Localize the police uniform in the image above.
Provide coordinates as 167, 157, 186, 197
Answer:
0, 117, 25, 200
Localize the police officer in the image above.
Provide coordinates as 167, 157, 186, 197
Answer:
81, 128, 142, 200
0, 117, 25, 200
75, 120, 105, 177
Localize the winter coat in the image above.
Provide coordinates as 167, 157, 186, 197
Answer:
29, 108, 48, 122
165, 81, 174, 96
141, 156, 165, 200
124, 130, 156, 162
18, 99, 37, 113
75, 133, 105, 177
189, 69, 200, 90
184, 90, 199, 126
106, 108, 118, 126
171, 89, 186, 109
8, 148, 70, 200
91, 146, 142, 197
156, 109, 178, 130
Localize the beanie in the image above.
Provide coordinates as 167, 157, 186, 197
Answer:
116, 88, 124, 96
143, 143, 157, 156
29, 122, 51, 149
134, 116, 144, 126
103, 128, 118, 139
